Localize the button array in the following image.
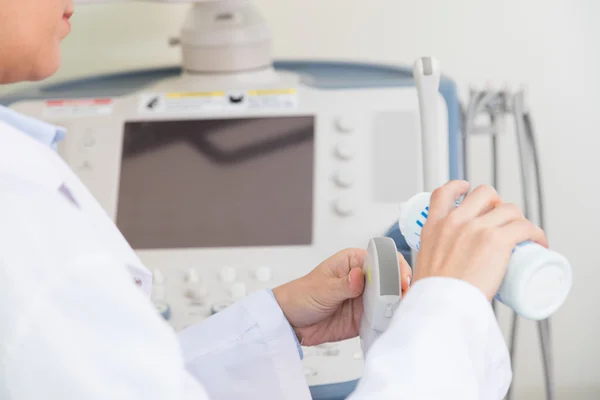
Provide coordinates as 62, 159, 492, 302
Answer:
74, 129, 97, 175
333, 116, 357, 217
151, 265, 278, 326
151, 266, 357, 376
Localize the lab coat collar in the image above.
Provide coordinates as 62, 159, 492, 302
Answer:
0, 105, 66, 150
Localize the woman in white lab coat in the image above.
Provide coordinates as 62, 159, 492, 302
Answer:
0, 1, 549, 399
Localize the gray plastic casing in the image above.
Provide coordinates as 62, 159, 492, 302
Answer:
360, 237, 402, 355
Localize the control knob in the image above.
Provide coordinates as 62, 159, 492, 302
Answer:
220, 267, 237, 283
255, 266, 272, 282
186, 268, 200, 284
231, 283, 247, 300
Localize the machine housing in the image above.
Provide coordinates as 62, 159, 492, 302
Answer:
3, 61, 461, 398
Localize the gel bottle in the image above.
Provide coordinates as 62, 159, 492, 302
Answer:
398, 192, 572, 320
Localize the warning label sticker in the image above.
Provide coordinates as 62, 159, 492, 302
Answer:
247, 89, 298, 110
138, 89, 298, 114
43, 98, 114, 118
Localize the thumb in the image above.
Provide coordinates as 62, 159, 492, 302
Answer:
334, 267, 364, 301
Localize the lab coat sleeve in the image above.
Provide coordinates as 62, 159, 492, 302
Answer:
349, 277, 512, 400
177, 290, 311, 400
0, 186, 310, 400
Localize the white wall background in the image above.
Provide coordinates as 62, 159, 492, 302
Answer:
2, 0, 599, 398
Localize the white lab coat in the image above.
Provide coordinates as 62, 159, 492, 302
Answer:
0, 118, 512, 400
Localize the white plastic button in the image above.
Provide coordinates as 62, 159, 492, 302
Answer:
231, 283, 247, 300
333, 198, 354, 216
317, 343, 337, 349
335, 116, 356, 134
334, 170, 355, 188
220, 267, 237, 282
153, 268, 166, 284
302, 347, 315, 357
186, 308, 208, 318
77, 134, 96, 152
385, 304, 394, 318
154, 302, 171, 320
335, 144, 355, 160
152, 285, 165, 301
196, 286, 209, 299
255, 266, 272, 282
211, 301, 232, 315
323, 348, 340, 356
77, 160, 93, 172
185, 287, 208, 301
186, 268, 199, 284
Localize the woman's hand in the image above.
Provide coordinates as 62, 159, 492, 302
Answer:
414, 180, 549, 300
272, 248, 412, 347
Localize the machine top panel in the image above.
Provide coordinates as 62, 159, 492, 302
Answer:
1, 60, 458, 104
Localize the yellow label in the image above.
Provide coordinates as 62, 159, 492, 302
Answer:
166, 92, 225, 99
366, 265, 372, 285
248, 89, 297, 96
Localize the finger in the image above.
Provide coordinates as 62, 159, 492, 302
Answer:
452, 185, 502, 222
332, 248, 366, 278
474, 202, 524, 228
428, 180, 471, 222
338, 267, 365, 300
398, 253, 412, 292
321, 249, 365, 279
499, 220, 549, 249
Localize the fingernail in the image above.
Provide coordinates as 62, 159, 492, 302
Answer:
348, 273, 352, 284
407, 276, 412, 287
